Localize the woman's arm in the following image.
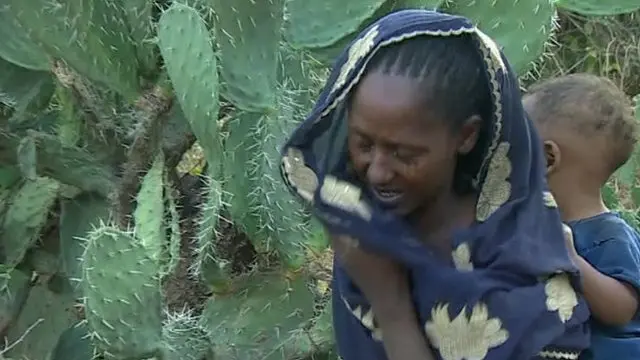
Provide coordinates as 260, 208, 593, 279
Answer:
330, 232, 436, 360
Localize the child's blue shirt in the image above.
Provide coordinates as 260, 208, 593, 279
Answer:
568, 212, 640, 360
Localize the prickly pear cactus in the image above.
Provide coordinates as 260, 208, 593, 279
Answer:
284, 0, 388, 48
4, 283, 78, 360
213, 0, 284, 111
0, 7, 49, 71
4, 0, 142, 99
442, 0, 557, 75
0, 0, 637, 359
201, 272, 317, 359
1, 177, 59, 267
81, 226, 164, 358
555, 0, 640, 16
134, 152, 166, 261
0, 268, 31, 334
157, 2, 221, 167
58, 192, 111, 296
161, 310, 214, 360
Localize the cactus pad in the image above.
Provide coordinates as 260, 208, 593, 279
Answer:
81, 226, 163, 359
555, 0, 640, 16
1, 177, 59, 267
161, 310, 213, 360
0, 268, 31, 336
221, 112, 262, 246
134, 152, 166, 261
250, 91, 321, 267
158, 2, 221, 169
5, 0, 141, 99
201, 272, 316, 359
123, 0, 157, 76
0, 58, 54, 121
59, 193, 111, 295
4, 285, 78, 360
192, 175, 232, 290
284, 0, 388, 48
444, 0, 556, 75
0, 8, 48, 71
283, 302, 335, 358
162, 179, 182, 278
213, 0, 283, 111
394, 0, 445, 9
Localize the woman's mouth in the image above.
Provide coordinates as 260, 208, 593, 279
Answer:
370, 187, 404, 205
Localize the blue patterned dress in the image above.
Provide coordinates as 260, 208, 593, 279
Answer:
279, 9, 591, 360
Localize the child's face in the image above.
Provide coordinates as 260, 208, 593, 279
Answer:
347, 71, 480, 216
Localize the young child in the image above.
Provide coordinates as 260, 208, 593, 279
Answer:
524, 73, 640, 360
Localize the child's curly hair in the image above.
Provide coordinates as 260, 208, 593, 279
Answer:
525, 73, 637, 175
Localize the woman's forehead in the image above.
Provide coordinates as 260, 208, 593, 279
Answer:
352, 72, 424, 112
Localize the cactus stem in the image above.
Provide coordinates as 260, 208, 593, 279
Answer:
112, 85, 172, 227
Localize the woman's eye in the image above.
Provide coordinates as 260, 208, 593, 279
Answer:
358, 141, 373, 151
393, 150, 415, 162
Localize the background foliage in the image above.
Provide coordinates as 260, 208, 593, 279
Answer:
0, 1, 638, 359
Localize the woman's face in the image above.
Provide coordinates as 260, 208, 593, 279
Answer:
347, 71, 478, 216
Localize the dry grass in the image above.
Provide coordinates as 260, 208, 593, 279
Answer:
527, 9, 640, 97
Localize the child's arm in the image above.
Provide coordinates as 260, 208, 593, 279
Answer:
572, 255, 638, 326
563, 225, 639, 326
330, 232, 435, 360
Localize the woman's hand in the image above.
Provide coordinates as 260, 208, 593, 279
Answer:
330, 232, 436, 360
330, 233, 412, 319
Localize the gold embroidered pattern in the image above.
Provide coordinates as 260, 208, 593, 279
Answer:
281, 147, 319, 202
539, 349, 580, 359
472, 28, 504, 186
342, 235, 360, 249
425, 303, 509, 360
475, 29, 506, 72
452, 243, 474, 271
476, 142, 512, 222
320, 175, 372, 220
329, 25, 380, 96
543, 191, 558, 208
343, 297, 383, 341
544, 273, 578, 323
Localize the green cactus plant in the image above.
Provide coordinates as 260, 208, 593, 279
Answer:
1, 177, 59, 268
161, 310, 214, 360
555, 0, 640, 16
81, 226, 164, 359
4, 0, 142, 100
0, 6, 49, 71
213, 0, 284, 111
201, 271, 317, 359
284, 0, 389, 48
441, 0, 557, 76
0, 0, 638, 358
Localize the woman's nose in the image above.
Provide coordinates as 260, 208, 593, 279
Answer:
366, 152, 394, 186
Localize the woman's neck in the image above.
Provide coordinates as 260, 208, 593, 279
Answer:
410, 191, 476, 249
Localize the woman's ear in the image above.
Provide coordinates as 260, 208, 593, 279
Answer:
544, 140, 561, 175
457, 115, 482, 155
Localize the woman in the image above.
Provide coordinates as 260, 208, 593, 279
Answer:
279, 9, 591, 360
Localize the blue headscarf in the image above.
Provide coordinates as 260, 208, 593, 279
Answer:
279, 9, 591, 360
